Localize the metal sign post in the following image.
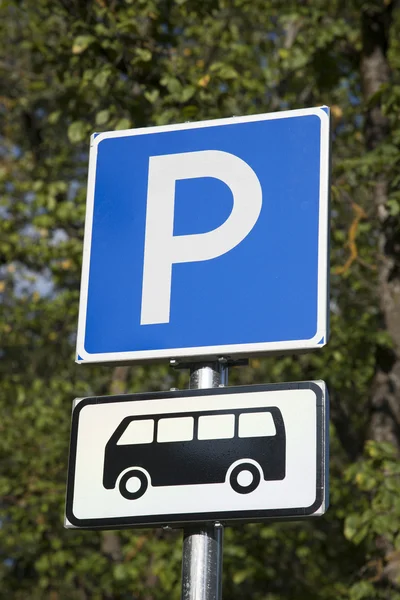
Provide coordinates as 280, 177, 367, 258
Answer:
181, 361, 227, 600
181, 522, 223, 600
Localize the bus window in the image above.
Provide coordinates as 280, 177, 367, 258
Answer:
157, 416, 194, 443
117, 419, 154, 445
238, 411, 276, 438
198, 414, 235, 440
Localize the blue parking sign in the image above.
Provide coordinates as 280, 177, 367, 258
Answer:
76, 107, 330, 364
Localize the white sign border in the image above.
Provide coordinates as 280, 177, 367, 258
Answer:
76, 107, 330, 364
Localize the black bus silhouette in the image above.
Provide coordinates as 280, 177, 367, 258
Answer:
103, 407, 286, 500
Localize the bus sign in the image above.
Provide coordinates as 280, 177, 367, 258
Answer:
65, 382, 329, 529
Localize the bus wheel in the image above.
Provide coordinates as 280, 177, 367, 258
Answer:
119, 469, 148, 500
229, 462, 261, 494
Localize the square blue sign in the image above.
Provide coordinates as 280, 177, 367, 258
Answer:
77, 107, 330, 363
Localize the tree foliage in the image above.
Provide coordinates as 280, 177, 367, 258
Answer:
1, 1, 400, 599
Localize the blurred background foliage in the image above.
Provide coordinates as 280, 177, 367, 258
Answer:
1, 0, 400, 598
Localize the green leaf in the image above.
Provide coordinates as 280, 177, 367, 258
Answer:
72, 35, 95, 55
95, 109, 110, 126
349, 581, 376, 600
135, 48, 152, 62
67, 121, 87, 143
48, 110, 61, 124
144, 89, 159, 104
180, 85, 196, 102
161, 76, 182, 94
115, 118, 131, 130
93, 68, 111, 89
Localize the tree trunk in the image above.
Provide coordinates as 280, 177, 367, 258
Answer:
361, 2, 400, 588
361, 5, 400, 449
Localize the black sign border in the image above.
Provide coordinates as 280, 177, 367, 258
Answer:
65, 381, 328, 529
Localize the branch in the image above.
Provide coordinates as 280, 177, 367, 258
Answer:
334, 202, 369, 275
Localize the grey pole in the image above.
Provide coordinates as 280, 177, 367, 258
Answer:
180, 361, 226, 600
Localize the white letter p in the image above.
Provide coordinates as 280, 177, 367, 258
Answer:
140, 150, 262, 325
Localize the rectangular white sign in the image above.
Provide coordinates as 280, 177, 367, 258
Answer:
65, 382, 329, 529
